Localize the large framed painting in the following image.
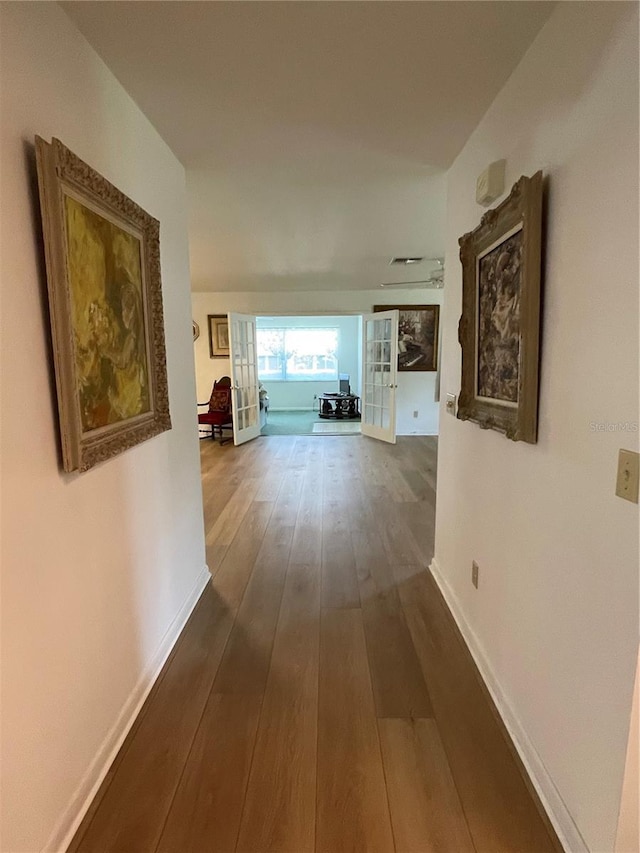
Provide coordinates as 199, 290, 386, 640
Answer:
457, 171, 543, 443
373, 304, 439, 371
208, 314, 230, 358
35, 137, 171, 472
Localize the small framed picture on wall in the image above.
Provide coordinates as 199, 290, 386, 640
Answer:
208, 315, 230, 358
373, 304, 440, 371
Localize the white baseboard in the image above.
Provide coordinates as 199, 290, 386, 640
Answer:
429, 557, 588, 853
269, 406, 315, 412
43, 564, 211, 853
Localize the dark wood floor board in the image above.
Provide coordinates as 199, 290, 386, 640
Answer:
379, 717, 476, 853
316, 608, 395, 853
70, 585, 235, 853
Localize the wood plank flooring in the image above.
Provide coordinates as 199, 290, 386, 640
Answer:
70, 434, 560, 853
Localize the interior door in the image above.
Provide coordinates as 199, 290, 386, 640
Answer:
361, 310, 399, 443
228, 312, 261, 446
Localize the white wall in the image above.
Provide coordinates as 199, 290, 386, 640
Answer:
192, 288, 443, 434
0, 5, 207, 851
255, 315, 361, 409
434, 5, 638, 852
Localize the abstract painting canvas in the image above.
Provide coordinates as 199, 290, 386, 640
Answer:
476, 225, 523, 404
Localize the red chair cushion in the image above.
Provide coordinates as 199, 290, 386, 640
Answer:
199, 411, 232, 426
208, 389, 230, 412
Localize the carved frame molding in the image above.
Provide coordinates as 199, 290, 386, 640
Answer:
457, 171, 543, 443
35, 137, 171, 472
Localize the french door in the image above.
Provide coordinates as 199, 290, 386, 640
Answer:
228, 312, 261, 446
361, 310, 399, 444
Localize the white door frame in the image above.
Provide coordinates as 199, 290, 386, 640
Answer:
361, 309, 399, 444
228, 312, 261, 446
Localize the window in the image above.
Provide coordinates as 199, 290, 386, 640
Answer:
257, 327, 339, 381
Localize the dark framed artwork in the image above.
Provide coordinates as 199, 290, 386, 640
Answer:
373, 305, 439, 371
208, 315, 230, 358
35, 137, 171, 472
457, 171, 543, 443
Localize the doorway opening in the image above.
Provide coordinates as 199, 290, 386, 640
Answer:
256, 314, 363, 437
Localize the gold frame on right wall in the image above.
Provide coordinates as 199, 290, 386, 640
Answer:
457, 171, 543, 444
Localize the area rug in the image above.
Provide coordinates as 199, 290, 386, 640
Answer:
260, 410, 318, 435
312, 422, 361, 435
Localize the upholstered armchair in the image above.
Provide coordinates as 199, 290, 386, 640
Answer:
197, 376, 233, 443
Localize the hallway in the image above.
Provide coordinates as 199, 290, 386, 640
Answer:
70, 435, 558, 853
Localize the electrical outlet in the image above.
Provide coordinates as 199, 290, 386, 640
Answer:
616, 449, 639, 503
413, 410, 419, 418
472, 561, 479, 589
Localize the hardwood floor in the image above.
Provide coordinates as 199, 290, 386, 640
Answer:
70, 434, 560, 853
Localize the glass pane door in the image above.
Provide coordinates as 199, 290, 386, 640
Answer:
361, 310, 398, 444
228, 313, 261, 446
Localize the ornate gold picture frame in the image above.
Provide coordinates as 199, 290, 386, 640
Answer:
35, 137, 171, 472
457, 171, 543, 443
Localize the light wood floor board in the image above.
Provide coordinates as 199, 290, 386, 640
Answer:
211, 500, 274, 610
321, 527, 360, 610
316, 608, 395, 853
156, 693, 262, 853
360, 586, 433, 719
235, 557, 321, 853
379, 717, 475, 853
211, 522, 294, 695
400, 571, 559, 853
69, 585, 236, 853
70, 434, 559, 853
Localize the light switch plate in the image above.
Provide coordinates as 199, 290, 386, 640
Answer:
616, 449, 639, 503
445, 393, 457, 416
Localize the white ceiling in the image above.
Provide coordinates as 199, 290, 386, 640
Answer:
62, 1, 554, 292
